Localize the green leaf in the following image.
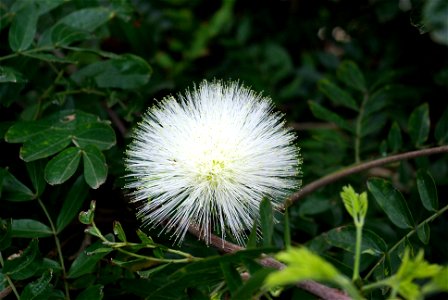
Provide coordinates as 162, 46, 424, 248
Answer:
220, 262, 243, 297
337, 60, 367, 92
0, 219, 12, 251
315, 226, 387, 256
408, 103, 430, 147
0, 66, 26, 83
363, 85, 391, 117
11, 219, 53, 238
246, 220, 258, 249
20, 131, 71, 162
75, 284, 104, 300
3, 239, 42, 280
67, 238, 112, 278
260, 197, 273, 247
78, 200, 96, 225
233, 268, 274, 299
5, 121, 52, 143
417, 222, 430, 245
56, 175, 89, 233
0, 168, 35, 201
416, 170, 438, 211
367, 178, 415, 229
308, 101, 353, 131
318, 79, 358, 111
20, 270, 53, 300
423, 0, 448, 46
26, 160, 46, 197
59, 7, 113, 32
113, 221, 127, 242
50, 23, 91, 47
44, 147, 82, 185
71, 54, 152, 89
147, 249, 267, 299
387, 122, 402, 153
434, 107, 448, 145
74, 122, 116, 150
8, 2, 38, 51
82, 145, 107, 189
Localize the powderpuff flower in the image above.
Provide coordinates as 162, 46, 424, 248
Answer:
125, 80, 301, 245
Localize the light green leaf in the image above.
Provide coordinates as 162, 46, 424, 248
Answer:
266, 247, 341, 286
408, 103, 430, 147
318, 79, 358, 111
82, 145, 107, 189
423, 267, 448, 295
56, 176, 89, 233
45, 147, 82, 185
416, 169, 438, 211
337, 60, 367, 92
340, 185, 368, 221
8, 2, 38, 51
11, 219, 52, 238
367, 178, 415, 229
308, 101, 353, 131
260, 197, 273, 247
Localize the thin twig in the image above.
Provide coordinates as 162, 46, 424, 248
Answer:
187, 145, 448, 299
285, 145, 448, 208
188, 226, 351, 300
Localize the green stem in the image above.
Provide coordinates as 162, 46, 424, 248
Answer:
0, 252, 20, 299
364, 203, 448, 280
114, 247, 198, 264
361, 278, 391, 291
352, 223, 362, 281
90, 222, 198, 264
38, 199, 70, 300
0, 47, 54, 62
354, 94, 368, 164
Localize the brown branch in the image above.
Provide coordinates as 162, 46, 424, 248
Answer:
188, 226, 351, 300
187, 145, 448, 299
285, 145, 448, 208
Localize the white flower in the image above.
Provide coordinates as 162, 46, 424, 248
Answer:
125, 80, 300, 245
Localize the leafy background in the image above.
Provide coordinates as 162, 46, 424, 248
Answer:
0, 0, 447, 299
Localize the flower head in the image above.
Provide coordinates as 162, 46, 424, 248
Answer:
125, 80, 300, 245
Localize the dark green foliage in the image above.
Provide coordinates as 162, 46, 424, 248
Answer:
0, 0, 447, 299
